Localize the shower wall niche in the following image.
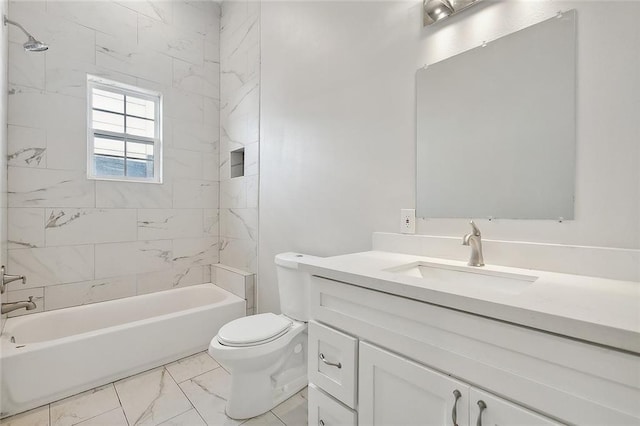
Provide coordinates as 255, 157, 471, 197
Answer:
5, 0, 221, 314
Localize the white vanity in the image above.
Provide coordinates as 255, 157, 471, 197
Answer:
300, 246, 640, 425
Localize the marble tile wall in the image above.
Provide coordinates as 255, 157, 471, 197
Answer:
211, 264, 255, 315
1, 0, 8, 331
219, 1, 260, 283
6, 0, 221, 315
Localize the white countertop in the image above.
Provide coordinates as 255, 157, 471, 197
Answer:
298, 251, 640, 354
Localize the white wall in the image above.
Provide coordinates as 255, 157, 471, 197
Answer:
6, 0, 220, 314
259, 1, 640, 313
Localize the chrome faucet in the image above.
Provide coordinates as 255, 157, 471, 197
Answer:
1, 296, 37, 314
1, 265, 26, 294
462, 221, 484, 267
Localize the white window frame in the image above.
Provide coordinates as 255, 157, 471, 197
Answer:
87, 75, 163, 183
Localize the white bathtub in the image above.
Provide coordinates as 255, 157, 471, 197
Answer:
0, 284, 245, 418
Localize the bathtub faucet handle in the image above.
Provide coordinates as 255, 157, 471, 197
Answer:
1, 265, 27, 294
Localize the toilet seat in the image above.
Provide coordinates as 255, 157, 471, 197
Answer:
217, 313, 293, 347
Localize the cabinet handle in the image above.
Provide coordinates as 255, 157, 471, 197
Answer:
476, 400, 487, 426
319, 420, 325, 426
319, 353, 342, 369
452, 389, 462, 426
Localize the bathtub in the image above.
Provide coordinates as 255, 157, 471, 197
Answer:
0, 283, 245, 418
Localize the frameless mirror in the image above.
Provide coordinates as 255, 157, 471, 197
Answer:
416, 10, 576, 219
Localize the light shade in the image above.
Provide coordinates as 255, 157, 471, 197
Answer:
424, 0, 454, 22
423, 0, 480, 26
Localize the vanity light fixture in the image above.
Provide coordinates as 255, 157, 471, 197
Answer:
423, 0, 480, 26
424, 0, 454, 22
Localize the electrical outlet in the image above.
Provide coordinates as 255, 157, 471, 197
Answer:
400, 209, 416, 234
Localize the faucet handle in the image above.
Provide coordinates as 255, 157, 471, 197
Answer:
469, 220, 481, 237
1, 265, 27, 294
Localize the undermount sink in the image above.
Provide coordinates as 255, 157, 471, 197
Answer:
385, 261, 538, 294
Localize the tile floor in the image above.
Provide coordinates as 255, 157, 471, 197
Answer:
0, 352, 308, 426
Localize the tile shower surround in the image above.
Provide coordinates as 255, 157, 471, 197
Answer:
218, 0, 260, 275
6, 0, 222, 314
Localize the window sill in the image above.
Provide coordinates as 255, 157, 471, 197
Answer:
87, 175, 163, 184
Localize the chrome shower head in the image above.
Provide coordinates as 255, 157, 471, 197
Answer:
23, 35, 48, 52
3, 15, 48, 52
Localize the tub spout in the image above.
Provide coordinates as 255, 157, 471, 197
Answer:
1, 296, 37, 315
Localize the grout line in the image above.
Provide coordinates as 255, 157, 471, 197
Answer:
111, 379, 130, 426
158, 406, 194, 426
175, 362, 222, 386
178, 361, 223, 386
68, 406, 122, 426
173, 373, 201, 421
111, 382, 123, 405
270, 409, 287, 426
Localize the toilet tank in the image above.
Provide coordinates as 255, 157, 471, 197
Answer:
275, 252, 317, 321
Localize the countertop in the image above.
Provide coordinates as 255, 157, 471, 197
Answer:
298, 251, 640, 354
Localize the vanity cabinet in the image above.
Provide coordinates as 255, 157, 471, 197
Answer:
307, 275, 640, 425
358, 341, 470, 425
308, 323, 560, 426
359, 341, 559, 426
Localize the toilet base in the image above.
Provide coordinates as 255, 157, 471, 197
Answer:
210, 322, 308, 420
225, 369, 307, 420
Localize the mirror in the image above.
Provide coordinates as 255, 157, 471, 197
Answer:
416, 11, 576, 220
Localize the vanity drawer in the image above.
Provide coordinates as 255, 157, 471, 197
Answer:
308, 384, 357, 426
308, 321, 358, 408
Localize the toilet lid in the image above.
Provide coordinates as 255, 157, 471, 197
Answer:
217, 313, 293, 347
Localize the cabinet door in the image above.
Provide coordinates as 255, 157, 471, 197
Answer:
359, 342, 469, 426
470, 388, 563, 426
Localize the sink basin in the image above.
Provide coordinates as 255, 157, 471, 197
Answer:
385, 261, 538, 294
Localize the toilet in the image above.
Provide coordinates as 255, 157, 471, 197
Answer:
208, 252, 315, 420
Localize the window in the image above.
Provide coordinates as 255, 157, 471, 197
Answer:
87, 75, 162, 183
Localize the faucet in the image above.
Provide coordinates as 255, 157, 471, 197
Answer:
1, 296, 37, 315
0, 265, 26, 294
462, 221, 484, 267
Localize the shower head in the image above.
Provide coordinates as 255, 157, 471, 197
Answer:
23, 35, 49, 52
3, 15, 48, 52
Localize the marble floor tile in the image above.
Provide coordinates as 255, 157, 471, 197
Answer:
0, 352, 308, 426
178, 368, 242, 426
241, 412, 285, 426
159, 409, 206, 426
0, 405, 49, 426
166, 352, 220, 384
50, 384, 120, 426
271, 390, 308, 426
115, 367, 193, 426
75, 408, 128, 426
